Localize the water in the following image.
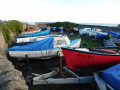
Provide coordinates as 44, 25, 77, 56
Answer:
78, 23, 119, 27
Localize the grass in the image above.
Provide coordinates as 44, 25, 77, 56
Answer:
68, 34, 80, 40
68, 34, 103, 48
81, 36, 103, 47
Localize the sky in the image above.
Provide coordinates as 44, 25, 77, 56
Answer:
0, 0, 120, 24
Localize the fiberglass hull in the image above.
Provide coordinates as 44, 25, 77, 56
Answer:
62, 48, 120, 69
9, 39, 81, 59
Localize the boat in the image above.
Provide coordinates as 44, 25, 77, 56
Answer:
51, 27, 57, 31
88, 28, 102, 37
61, 47, 120, 70
9, 35, 81, 59
96, 32, 108, 39
104, 39, 116, 47
94, 63, 120, 90
109, 31, 120, 39
16, 34, 53, 45
17, 29, 50, 37
22, 28, 41, 34
79, 28, 91, 36
110, 38, 120, 46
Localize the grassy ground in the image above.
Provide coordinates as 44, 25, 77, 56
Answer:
81, 36, 103, 47
68, 34, 103, 48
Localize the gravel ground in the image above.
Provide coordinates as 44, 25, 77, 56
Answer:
11, 30, 103, 90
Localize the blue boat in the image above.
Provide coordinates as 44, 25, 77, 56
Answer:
104, 39, 116, 47
9, 35, 81, 59
17, 29, 50, 37
97, 32, 108, 39
94, 64, 120, 90
109, 31, 120, 39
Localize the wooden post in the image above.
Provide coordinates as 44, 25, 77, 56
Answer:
24, 54, 32, 70
59, 56, 66, 78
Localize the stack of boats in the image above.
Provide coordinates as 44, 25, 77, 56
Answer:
9, 27, 81, 59
9, 27, 120, 88
79, 28, 108, 39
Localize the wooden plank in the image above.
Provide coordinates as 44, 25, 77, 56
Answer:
33, 71, 58, 80
33, 76, 94, 85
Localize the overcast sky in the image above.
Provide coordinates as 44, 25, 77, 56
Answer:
0, 0, 120, 24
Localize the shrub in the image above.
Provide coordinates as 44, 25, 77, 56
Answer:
0, 20, 23, 43
7, 20, 23, 34
0, 23, 11, 43
47, 22, 76, 29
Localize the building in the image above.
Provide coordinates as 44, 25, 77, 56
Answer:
35, 22, 53, 28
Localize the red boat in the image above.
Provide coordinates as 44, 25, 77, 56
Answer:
62, 47, 120, 70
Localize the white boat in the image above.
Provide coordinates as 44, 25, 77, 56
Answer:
89, 28, 102, 37
79, 28, 91, 36
9, 35, 81, 59
16, 34, 53, 45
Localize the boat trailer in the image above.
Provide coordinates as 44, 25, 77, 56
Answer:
25, 54, 94, 85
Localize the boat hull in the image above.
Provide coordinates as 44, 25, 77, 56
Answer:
9, 39, 81, 59
18, 29, 50, 37
22, 29, 41, 34
62, 48, 120, 69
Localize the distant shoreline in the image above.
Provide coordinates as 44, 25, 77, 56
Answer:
26, 22, 119, 27
77, 23, 119, 27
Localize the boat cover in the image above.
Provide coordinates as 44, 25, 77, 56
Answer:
9, 37, 54, 51
18, 29, 50, 37
97, 32, 108, 39
101, 64, 120, 89
109, 31, 120, 39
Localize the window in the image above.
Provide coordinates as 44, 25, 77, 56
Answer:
56, 40, 67, 45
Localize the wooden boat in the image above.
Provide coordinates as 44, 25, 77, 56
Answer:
61, 47, 120, 69
17, 29, 50, 37
22, 28, 41, 34
9, 36, 81, 59
94, 64, 120, 90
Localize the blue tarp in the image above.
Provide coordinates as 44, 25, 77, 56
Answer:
9, 37, 54, 51
102, 64, 120, 90
97, 33, 108, 39
109, 31, 120, 39
18, 29, 50, 37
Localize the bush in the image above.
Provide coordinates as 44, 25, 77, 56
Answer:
0, 23, 11, 43
7, 20, 23, 34
0, 20, 23, 43
47, 22, 76, 29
